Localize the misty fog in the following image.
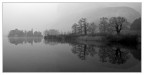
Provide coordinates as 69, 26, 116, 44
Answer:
3, 3, 141, 36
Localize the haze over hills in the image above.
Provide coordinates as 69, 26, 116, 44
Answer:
131, 18, 141, 31
85, 7, 141, 23
55, 6, 141, 32
3, 3, 141, 36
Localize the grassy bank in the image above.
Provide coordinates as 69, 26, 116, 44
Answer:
75, 33, 140, 46
44, 33, 140, 46
106, 34, 140, 45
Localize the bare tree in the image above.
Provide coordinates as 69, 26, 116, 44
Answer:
72, 23, 78, 34
88, 22, 97, 35
99, 17, 109, 33
78, 19, 83, 34
78, 18, 89, 35
72, 18, 99, 35
109, 17, 128, 34
99, 17, 128, 34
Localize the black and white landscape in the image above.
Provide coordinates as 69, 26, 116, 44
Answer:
3, 2, 141, 72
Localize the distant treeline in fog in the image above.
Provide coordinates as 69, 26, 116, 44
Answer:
71, 17, 141, 35
7, 16, 141, 45
43, 16, 141, 45
8, 29, 43, 37
42, 17, 141, 36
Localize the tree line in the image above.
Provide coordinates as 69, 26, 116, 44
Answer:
72, 16, 129, 35
8, 29, 43, 37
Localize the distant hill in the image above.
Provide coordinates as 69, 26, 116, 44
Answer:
130, 18, 141, 31
55, 6, 141, 31
85, 7, 141, 23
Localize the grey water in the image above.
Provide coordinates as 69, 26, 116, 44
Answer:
3, 37, 141, 72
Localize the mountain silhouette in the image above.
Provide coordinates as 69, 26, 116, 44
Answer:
55, 6, 141, 32
130, 18, 141, 31
88, 7, 140, 23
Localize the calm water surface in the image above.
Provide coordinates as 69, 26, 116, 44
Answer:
3, 37, 141, 72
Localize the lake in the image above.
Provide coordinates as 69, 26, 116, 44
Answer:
3, 37, 141, 72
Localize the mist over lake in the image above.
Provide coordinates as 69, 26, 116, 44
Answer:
3, 2, 141, 72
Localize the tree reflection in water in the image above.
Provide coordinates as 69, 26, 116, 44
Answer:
43, 37, 140, 64
71, 43, 133, 64
72, 44, 97, 60
9, 35, 140, 65
98, 46, 130, 64
8, 37, 42, 45
44, 39, 59, 45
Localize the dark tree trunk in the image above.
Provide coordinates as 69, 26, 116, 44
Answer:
84, 24, 87, 35
83, 44, 87, 60
84, 29, 87, 35
117, 31, 120, 35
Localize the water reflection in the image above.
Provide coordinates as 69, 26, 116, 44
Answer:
42, 37, 141, 65
71, 43, 141, 64
129, 45, 141, 61
8, 37, 42, 45
98, 46, 130, 64
71, 44, 97, 60
43, 38, 59, 45
5, 37, 141, 72
71, 43, 130, 64
8, 36, 141, 64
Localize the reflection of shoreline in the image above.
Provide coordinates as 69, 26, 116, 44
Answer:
43, 38, 141, 63
71, 43, 141, 70
8, 37, 43, 45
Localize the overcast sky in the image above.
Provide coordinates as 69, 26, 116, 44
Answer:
3, 2, 141, 36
